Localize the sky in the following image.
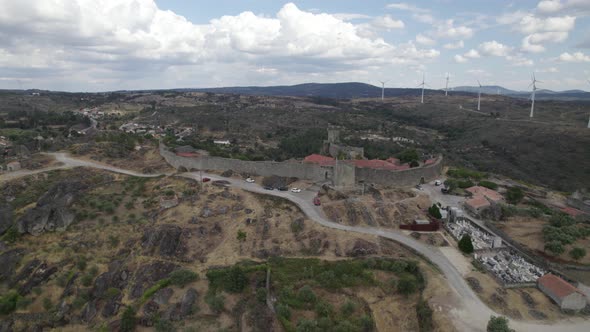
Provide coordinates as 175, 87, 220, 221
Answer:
0, 0, 589, 92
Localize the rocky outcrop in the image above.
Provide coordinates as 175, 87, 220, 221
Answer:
141, 225, 189, 259
17, 181, 87, 236
91, 260, 129, 299
19, 263, 58, 295
0, 203, 13, 236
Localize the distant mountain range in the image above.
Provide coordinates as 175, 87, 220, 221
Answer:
187, 82, 590, 101
452, 85, 590, 101
5, 82, 590, 101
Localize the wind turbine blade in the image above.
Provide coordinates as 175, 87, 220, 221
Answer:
477, 80, 481, 86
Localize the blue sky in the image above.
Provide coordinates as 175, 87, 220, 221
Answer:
0, 0, 589, 91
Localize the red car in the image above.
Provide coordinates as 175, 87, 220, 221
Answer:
313, 196, 321, 206
202, 177, 211, 182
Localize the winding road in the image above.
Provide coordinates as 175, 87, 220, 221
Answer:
2, 153, 589, 331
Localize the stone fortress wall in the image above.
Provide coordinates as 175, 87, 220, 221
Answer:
160, 144, 443, 187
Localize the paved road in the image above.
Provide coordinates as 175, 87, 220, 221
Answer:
3, 154, 589, 331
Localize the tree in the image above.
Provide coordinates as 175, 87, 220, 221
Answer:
237, 230, 247, 241
120, 307, 137, 332
486, 316, 514, 332
506, 187, 524, 205
396, 276, 417, 296
458, 234, 474, 254
428, 204, 442, 219
569, 247, 586, 261
544, 241, 565, 256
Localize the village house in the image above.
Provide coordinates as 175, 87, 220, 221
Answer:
464, 186, 503, 216
537, 274, 587, 311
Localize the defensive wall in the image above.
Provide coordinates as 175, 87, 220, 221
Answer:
355, 157, 443, 187
160, 144, 442, 188
160, 144, 332, 182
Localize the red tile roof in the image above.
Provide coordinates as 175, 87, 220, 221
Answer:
538, 274, 583, 299
424, 158, 438, 165
465, 196, 491, 210
466, 186, 503, 202
386, 157, 400, 165
303, 154, 335, 166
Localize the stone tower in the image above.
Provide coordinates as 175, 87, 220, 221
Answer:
327, 127, 340, 144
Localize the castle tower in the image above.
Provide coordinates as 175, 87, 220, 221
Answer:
327, 128, 340, 144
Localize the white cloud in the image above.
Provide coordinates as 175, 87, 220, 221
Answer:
415, 34, 436, 46
454, 54, 467, 63
478, 41, 512, 56
496, 11, 528, 25
506, 55, 534, 66
467, 69, 491, 77
537, 0, 564, 14
413, 13, 435, 24
444, 40, 464, 49
386, 3, 429, 13
464, 49, 481, 59
333, 13, 371, 21
371, 15, 405, 30
557, 51, 590, 62
433, 19, 473, 39
522, 36, 546, 53
517, 15, 575, 34
538, 67, 559, 73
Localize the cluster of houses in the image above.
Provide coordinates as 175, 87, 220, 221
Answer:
119, 122, 194, 140
463, 185, 503, 216
77, 107, 106, 118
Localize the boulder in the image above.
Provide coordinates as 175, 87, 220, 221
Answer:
0, 248, 25, 282
81, 300, 98, 323
17, 181, 87, 236
19, 264, 58, 295
179, 288, 198, 317
0, 203, 13, 236
11, 259, 42, 287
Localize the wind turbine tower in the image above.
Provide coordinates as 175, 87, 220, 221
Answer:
477, 80, 482, 111
418, 74, 427, 104
529, 73, 541, 118
587, 80, 590, 128
445, 73, 450, 96
379, 80, 389, 101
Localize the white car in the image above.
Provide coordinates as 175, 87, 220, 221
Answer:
290, 188, 301, 193
245, 178, 255, 183
434, 180, 442, 186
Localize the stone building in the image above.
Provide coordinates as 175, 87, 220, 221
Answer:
6, 161, 21, 172
537, 274, 587, 311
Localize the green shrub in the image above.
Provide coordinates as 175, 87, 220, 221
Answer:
457, 179, 475, 189
314, 300, 333, 317
478, 181, 498, 190
276, 303, 291, 320
458, 234, 474, 254
155, 319, 175, 332
544, 241, 565, 255
506, 187, 524, 204
397, 275, 418, 296
169, 269, 199, 287
0, 291, 20, 315
296, 319, 318, 332
256, 288, 267, 303
447, 168, 486, 180
428, 204, 442, 219
416, 299, 433, 332
15, 297, 32, 310
142, 279, 171, 302
340, 300, 356, 316
120, 307, 137, 332
206, 266, 248, 293
290, 219, 304, 234
237, 230, 247, 241
205, 293, 225, 314
297, 285, 317, 305
81, 274, 94, 287
487, 315, 514, 332
77, 257, 87, 271
42, 297, 53, 311
570, 247, 587, 261
105, 287, 121, 299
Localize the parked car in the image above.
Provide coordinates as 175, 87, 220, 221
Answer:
434, 180, 442, 186
278, 186, 288, 191
290, 188, 301, 193
263, 186, 274, 190
202, 177, 211, 182
313, 196, 321, 206
245, 178, 255, 183
441, 187, 450, 194
415, 184, 422, 190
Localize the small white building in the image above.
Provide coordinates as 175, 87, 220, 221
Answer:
213, 140, 231, 145
538, 274, 587, 311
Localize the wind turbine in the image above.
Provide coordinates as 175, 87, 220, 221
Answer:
445, 73, 450, 96
379, 80, 389, 101
418, 73, 427, 104
587, 79, 590, 128
477, 80, 482, 111
529, 73, 541, 118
